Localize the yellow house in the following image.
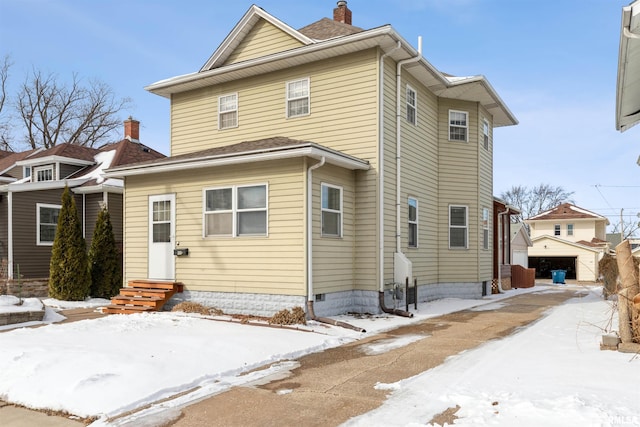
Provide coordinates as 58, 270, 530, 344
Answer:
106, 2, 517, 316
525, 203, 609, 282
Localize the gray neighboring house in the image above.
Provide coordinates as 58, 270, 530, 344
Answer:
0, 119, 164, 290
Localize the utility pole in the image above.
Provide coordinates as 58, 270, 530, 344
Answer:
621, 208, 625, 242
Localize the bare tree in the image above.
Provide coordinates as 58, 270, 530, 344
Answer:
501, 184, 574, 220
15, 69, 132, 149
0, 55, 12, 151
610, 218, 640, 239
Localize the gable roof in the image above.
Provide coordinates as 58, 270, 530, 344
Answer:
511, 222, 532, 247
616, 0, 640, 132
531, 235, 604, 253
105, 136, 369, 178
146, 5, 517, 128
0, 148, 40, 176
526, 203, 608, 223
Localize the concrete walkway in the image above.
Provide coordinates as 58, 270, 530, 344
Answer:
170, 288, 581, 427
0, 287, 582, 427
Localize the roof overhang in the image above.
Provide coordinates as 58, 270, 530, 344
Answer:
104, 142, 369, 178
16, 155, 95, 168
71, 182, 123, 195
616, 0, 640, 132
146, 26, 517, 127
531, 235, 605, 253
0, 178, 89, 193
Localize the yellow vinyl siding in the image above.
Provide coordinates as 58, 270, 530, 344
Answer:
170, 48, 381, 291
312, 165, 356, 294
224, 19, 305, 66
123, 158, 306, 295
437, 98, 485, 282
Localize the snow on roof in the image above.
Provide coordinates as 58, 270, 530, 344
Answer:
75, 149, 116, 184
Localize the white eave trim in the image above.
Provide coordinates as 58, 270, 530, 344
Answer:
72, 182, 123, 194
16, 155, 95, 167
531, 235, 605, 253
104, 144, 369, 178
0, 178, 89, 193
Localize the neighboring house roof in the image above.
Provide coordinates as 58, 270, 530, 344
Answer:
576, 238, 609, 248
531, 235, 604, 253
146, 5, 517, 128
105, 137, 369, 178
526, 203, 609, 224
0, 148, 39, 176
616, 0, 640, 132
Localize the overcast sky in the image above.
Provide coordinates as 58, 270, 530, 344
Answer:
1, 0, 638, 230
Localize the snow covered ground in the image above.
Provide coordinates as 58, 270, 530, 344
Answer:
0, 284, 638, 426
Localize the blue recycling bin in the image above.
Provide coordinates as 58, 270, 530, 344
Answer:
551, 269, 566, 284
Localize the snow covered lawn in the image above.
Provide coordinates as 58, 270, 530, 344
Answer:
0, 285, 637, 426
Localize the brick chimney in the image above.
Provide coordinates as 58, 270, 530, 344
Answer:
124, 116, 140, 141
333, 1, 352, 25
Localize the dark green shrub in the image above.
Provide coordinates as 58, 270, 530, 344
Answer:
88, 207, 122, 298
48, 186, 90, 301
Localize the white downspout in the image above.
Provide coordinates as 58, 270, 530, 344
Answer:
497, 206, 511, 293
307, 157, 326, 302
395, 37, 422, 253
7, 190, 13, 280
379, 41, 402, 293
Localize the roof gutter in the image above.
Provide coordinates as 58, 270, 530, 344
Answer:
104, 145, 369, 178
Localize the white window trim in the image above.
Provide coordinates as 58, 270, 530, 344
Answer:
567, 223, 574, 236
202, 183, 268, 238
36, 203, 61, 246
482, 118, 490, 150
406, 84, 417, 126
23, 166, 31, 179
218, 92, 238, 130
286, 77, 310, 118
449, 110, 468, 142
33, 165, 54, 182
482, 207, 490, 250
408, 197, 418, 248
449, 204, 468, 249
321, 182, 343, 238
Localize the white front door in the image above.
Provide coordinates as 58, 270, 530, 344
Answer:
148, 194, 175, 280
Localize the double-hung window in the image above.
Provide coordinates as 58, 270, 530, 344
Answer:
34, 165, 54, 182
482, 119, 490, 150
406, 85, 417, 125
286, 78, 310, 118
567, 224, 574, 236
37, 203, 60, 245
204, 184, 267, 237
554, 224, 561, 236
449, 205, 468, 249
321, 183, 342, 237
449, 110, 468, 141
408, 197, 418, 247
482, 207, 489, 250
218, 93, 238, 129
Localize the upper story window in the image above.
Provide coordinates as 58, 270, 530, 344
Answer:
286, 78, 310, 118
482, 119, 490, 150
449, 110, 468, 142
567, 223, 574, 236
408, 197, 418, 248
482, 207, 490, 250
449, 205, 468, 249
33, 165, 54, 182
406, 85, 417, 125
37, 203, 60, 245
321, 183, 342, 237
204, 184, 267, 237
24, 166, 31, 179
218, 93, 238, 129
554, 224, 561, 236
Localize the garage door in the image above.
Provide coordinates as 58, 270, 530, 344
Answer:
528, 256, 577, 280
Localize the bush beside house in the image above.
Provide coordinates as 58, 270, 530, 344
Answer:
48, 186, 90, 301
88, 207, 122, 298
